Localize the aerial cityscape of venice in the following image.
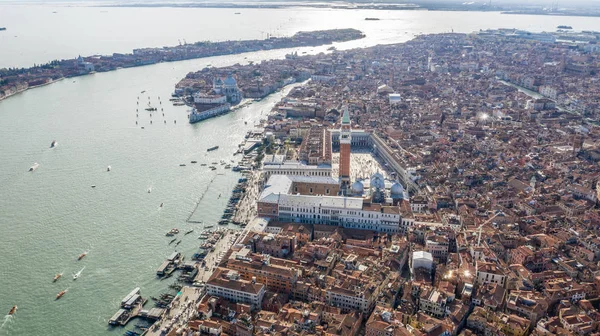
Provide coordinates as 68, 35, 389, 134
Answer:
2, 0, 600, 335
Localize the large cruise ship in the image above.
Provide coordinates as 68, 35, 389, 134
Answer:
188, 103, 231, 124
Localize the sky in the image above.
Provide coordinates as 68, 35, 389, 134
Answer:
1, 0, 600, 6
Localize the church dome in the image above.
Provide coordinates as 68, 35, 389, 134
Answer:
351, 181, 364, 194
223, 75, 237, 87
370, 172, 385, 190
390, 182, 404, 197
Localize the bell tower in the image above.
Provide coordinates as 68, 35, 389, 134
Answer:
339, 106, 352, 187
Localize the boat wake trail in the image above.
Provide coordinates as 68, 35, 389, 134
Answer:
0, 315, 14, 333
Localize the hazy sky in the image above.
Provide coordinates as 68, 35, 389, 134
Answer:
1, 0, 600, 5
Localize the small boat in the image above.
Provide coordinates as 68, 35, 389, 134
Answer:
50, 140, 57, 148
141, 90, 146, 94
179, 164, 186, 167
53, 273, 63, 282
234, 12, 241, 14
160, 202, 164, 208
165, 228, 179, 236
191, 161, 197, 164
91, 185, 96, 188
184, 229, 194, 235
29, 163, 39, 172
8, 305, 17, 315
169, 238, 177, 245
73, 266, 85, 280
147, 187, 152, 193
78, 251, 87, 260
205, 225, 214, 228
56, 289, 67, 300
207, 146, 219, 152
175, 240, 181, 246
107, 165, 111, 172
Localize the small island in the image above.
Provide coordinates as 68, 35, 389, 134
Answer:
0, 28, 365, 101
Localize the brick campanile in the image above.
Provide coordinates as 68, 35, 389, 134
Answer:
339, 106, 352, 185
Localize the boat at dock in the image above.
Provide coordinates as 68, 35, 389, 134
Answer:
207, 146, 219, 152
29, 163, 39, 172
8, 305, 17, 315
73, 266, 85, 280
53, 272, 63, 282
77, 251, 88, 260
50, 140, 57, 148
56, 289, 67, 300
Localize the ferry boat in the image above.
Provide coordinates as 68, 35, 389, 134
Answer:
8, 305, 17, 315
207, 146, 219, 152
29, 163, 39, 172
56, 290, 67, 300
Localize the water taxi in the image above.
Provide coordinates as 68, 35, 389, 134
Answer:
77, 251, 87, 260
56, 290, 67, 300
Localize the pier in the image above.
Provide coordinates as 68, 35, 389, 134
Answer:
108, 288, 164, 327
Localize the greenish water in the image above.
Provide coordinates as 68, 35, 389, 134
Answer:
0, 51, 300, 335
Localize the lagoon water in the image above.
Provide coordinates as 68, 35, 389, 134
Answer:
1, 4, 599, 335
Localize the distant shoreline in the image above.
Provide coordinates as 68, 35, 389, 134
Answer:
97, 3, 600, 17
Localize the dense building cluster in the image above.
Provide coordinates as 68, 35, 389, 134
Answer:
0, 29, 364, 101
155, 29, 600, 336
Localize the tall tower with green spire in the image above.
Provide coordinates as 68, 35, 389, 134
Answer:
339, 106, 352, 187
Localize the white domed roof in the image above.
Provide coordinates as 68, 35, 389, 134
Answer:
351, 181, 364, 194
390, 182, 404, 196
223, 75, 237, 86
370, 172, 385, 190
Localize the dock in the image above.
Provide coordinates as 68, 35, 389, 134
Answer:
108, 288, 165, 327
